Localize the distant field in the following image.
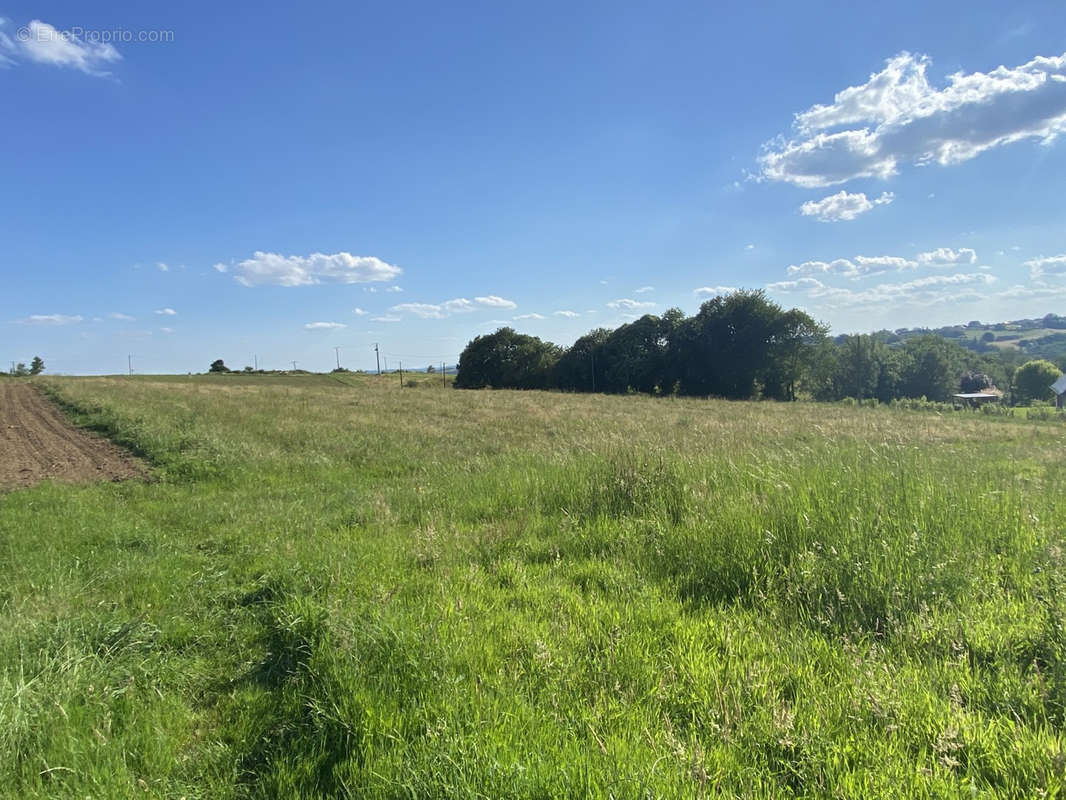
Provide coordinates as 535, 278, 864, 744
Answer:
2, 375, 1065, 798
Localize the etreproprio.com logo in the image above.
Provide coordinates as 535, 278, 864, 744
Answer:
16, 25, 174, 44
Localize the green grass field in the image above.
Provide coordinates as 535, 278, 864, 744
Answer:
2, 375, 1065, 798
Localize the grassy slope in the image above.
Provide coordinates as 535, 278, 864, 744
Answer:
1, 375, 1065, 798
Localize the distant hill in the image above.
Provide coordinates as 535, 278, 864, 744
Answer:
853, 313, 1066, 367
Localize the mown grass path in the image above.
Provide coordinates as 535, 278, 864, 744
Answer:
1, 374, 1064, 798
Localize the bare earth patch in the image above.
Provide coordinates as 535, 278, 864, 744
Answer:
0, 382, 146, 491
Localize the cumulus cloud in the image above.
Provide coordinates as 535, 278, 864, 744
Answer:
693, 286, 738, 297
787, 255, 917, 279
553, 310, 581, 317
607, 298, 656, 310
0, 19, 121, 76
154, 308, 177, 316
474, 295, 517, 309
305, 322, 346, 330
760, 51, 1066, 187
1024, 255, 1066, 280
800, 190, 894, 222
353, 307, 368, 316
917, 247, 978, 266
228, 251, 402, 287
18, 313, 83, 325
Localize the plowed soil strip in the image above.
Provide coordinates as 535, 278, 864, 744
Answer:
0, 382, 147, 491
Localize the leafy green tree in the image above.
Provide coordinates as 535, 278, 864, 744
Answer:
898, 336, 967, 401
455, 328, 561, 389
554, 328, 611, 392
1013, 359, 1063, 405
209, 359, 230, 373
667, 290, 822, 399
11, 362, 29, 377
29, 356, 44, 375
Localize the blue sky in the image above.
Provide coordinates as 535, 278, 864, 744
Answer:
3, 1, 1066, 374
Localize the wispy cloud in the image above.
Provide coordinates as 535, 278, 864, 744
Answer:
353, 307, 369, 316
17, 313, 83, 325
606, 298, 656, 310
370, 314, 402, 323
154, 308, 177, 316
767, 272, 996, 308
787, 255, 917, 279
514, 313, 545, 320
553, 310, 581, 318
0, 19, 121, 76
633, 286, 654, 294
304, 321, 346, 330
473, 295, 517, 309
108, 312, 135, 321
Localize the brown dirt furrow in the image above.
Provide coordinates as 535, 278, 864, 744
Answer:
0, 382, 147, 491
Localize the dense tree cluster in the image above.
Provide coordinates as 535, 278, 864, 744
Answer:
458, 291, 825, 399
456, 291, 1065, 405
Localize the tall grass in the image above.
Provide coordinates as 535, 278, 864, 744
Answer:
1, 374, 1064, 797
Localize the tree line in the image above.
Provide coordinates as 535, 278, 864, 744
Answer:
455, 290, 1064, 405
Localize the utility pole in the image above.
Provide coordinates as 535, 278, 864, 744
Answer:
254, 354, 258, 371
442, 361, 446, 388
374, 343, 381, 375
383, 356, 388, 372
291, 360, 298, 371
399, 361, 403, 387
334, 346, 341, 370
128, 354, 133, 377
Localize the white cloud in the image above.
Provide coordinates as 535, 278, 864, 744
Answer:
553, 310, 581, 318
474, 295, 517, 309
156, 262, 169, 272
213, 263, 228, 273
392, 303, 447, 319
786, 255, 917, 279
0, 19, 121, 76
693, 286, 738, 297
352, 307, 368, 316
768, 272, 996, 308
160, 327, 175, 335
370, 315, 401, 323
514, 313, 545, 320
1025, 255, 1066, 281
633, 286, 655, 294
799, 190, 894, 222
385, 285, 403, 293
108, 312, 135, 321
18, 313, 83, 325
917, 247, 978, 265
607, 298, 657, 310
229, 251, 401, 287
305, 321, 346, 330
154, 308, 177, 316
745, 244, 756, 251
391, 296, 512, 318
760, 51, 1066, 187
